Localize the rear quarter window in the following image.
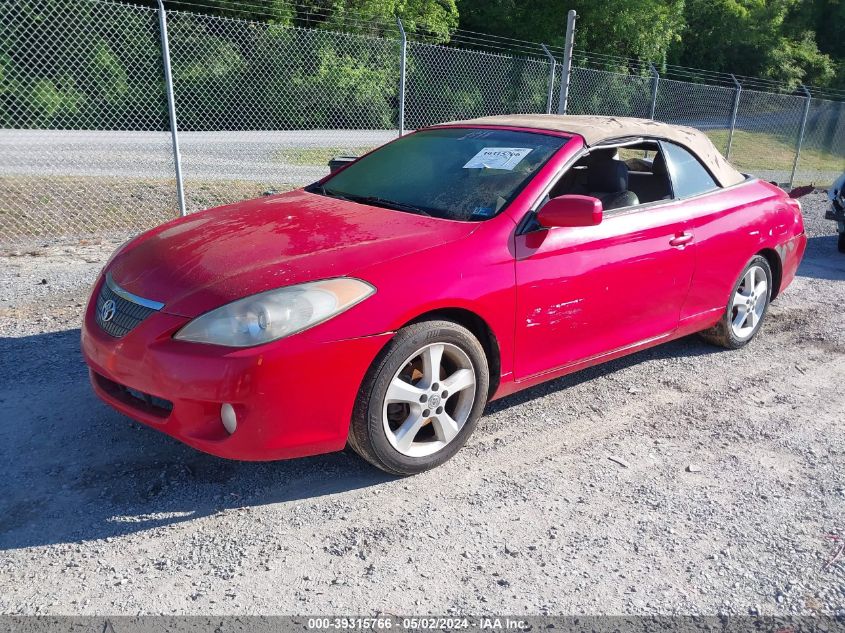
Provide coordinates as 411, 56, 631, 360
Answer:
662, 142, 719, 199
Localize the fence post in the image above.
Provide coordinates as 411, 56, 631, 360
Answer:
557, 9, 576, 114
726, 74, 742, 160
649, 63, 659, 120
396, 17, 407, 136
156, 0, 186, 217
540, 44, 557, 114
789, 85, 812, 189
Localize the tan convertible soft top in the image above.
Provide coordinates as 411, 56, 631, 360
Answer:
437, 114, 746, 188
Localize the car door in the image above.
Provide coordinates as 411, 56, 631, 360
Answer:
657, 141, 765, 327
513, 166, 695, 381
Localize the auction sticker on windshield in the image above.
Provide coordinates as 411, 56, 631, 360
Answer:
463, 147, 532, 170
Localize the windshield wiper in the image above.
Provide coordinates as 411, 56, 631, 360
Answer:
356, 196, 433, 216
319, 188, 432, 217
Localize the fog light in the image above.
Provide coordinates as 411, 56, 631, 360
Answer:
220, 403, 237, 435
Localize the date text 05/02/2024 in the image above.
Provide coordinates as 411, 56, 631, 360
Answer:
306, 617, 529, 630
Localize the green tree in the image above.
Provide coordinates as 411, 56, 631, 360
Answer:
292, 0, 458, 41
1, 0, 167, 128
457, 0, 685, 66
765, 30, 835, 87
165, 0, 294, 24
457, 0, 842, 91
783, 0, 845, 89
675, 0, 836, 89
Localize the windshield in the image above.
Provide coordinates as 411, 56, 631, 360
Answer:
314, 128, 569, 221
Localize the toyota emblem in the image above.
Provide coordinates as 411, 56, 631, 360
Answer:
100, 299, 117, 322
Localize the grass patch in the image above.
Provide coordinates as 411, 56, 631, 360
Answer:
272, 146, 374, 166
705, 129, 843, 181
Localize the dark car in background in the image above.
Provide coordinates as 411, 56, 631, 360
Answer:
826, 172, 845, 253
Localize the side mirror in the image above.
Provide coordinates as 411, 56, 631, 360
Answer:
328, 156, 358, 173
537, 195, 603, 228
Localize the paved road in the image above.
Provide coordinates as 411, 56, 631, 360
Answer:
0, 129, 399, 184
0, 126, 839, 190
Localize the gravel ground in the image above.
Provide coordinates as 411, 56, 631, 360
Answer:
0, 193, 843, 616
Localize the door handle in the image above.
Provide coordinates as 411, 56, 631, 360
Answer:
669, 232, 693, 247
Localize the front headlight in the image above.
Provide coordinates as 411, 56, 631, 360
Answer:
173, 278, 375, 347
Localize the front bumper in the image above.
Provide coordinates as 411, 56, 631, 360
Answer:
81, 275, 392, 461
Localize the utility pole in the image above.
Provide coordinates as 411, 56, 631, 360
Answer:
557, 10, 577, 114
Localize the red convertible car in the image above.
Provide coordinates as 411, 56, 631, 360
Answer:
82, 115, 806, 475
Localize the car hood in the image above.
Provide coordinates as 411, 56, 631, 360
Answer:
108, 189, 478, 317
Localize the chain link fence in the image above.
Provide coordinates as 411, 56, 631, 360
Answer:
568, 67, 653, 120
654, 79, 737, 148
406, 42, 551, 128
165, 10, 402, 213
0, 0, 176, 244
795, 98, 845, 186
2, 0, 844, 245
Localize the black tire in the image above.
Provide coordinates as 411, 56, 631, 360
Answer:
699, 255, 773, 349
838, 231, 845, 253
348, 319, 489, 476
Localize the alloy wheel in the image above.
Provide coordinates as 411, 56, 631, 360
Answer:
730, 264, 768, 339
382, 342, 476, 458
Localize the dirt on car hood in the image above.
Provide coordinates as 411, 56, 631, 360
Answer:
107, 189, 478, 317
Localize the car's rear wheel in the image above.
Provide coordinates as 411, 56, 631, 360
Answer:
838, 231, 845, 253
700, 255, 772, 349
348, 320, 489, 476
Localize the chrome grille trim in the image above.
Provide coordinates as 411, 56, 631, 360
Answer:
105, 273, 165, 310
95, 274, 165, 338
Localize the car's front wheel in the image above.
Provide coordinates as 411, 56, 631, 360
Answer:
348, 319, 489, 476
838, 231, 845, 253
700, 255, 773, 349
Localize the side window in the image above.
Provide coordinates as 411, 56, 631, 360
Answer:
544, 143, 677, 211
662, 142, 719, 198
